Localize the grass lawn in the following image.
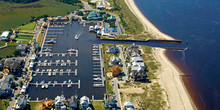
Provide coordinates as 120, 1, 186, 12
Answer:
29, 101, 42, 110
92, 101, 105, 110
0, 0, 82, 32
18, 22, 36, 30
16, 34, 33, 39
0, 41, 6, 47
0, 99, 10, 110
37, 31, 44, 45
0, 46, 16, 58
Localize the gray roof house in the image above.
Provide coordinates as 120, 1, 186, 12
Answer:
0, 75, 13, 97
4, 57, 21, 73
107, 45, 118, 54
109, 56, 122, 66
126, 43, 140, 58
16, 44, 27, 56
15, 96, 27, 110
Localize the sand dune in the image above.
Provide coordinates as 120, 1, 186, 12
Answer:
125, 0, 196, 109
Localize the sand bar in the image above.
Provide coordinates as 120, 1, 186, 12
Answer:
125, 0, 196, 109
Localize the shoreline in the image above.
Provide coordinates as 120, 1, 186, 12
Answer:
125, 0, 196, 109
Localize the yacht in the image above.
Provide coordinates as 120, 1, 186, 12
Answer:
53, 72, 56, 76
48, 81, 52, 84
68, 80, 71, 83
48, 72, 51, 76
94, 83, 102, 87
89, 26, 94, 32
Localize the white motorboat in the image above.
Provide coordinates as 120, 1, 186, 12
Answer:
75, 35, 79, 40
67, 48, 76, 52
68, 84, 71, 88
93, 77, 102, 81
68, 80, 71, 83
45, 84, 48, 89
41, 85, 45, 89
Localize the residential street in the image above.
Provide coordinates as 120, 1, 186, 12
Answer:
112, 78, 122, 109
118, 46, 128, 81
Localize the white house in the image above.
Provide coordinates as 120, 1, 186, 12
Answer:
21, 85, 27, 94
0, 31, 9, 40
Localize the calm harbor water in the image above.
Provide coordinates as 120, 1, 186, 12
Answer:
134, 0, 220, 109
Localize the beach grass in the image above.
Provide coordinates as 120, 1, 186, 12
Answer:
17, 22, 37, 30
91, 101, 105, 110
0, 0, 82, 32
16, 34, 33, 39
36, 32, 44, 45
108, 0, 144, 35
29, 101, 41, 110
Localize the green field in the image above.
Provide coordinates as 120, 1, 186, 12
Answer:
0, 0, 82, 32
16, 34, 33, 39
18, 22, 36, 30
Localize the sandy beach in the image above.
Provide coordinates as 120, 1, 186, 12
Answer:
125, 0, 196, 109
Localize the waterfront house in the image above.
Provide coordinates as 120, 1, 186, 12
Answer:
0, 31, 9, 41
107, 45, 118, 54
30, 54, 36, 62
15, 96, 27, 110
105, 95, 117, 109
130, 66, 147, 81
87, 11, 103, 21
126, 43, 140, 58
55, 95, 66, 110
124, 101, 135, 110
80, 96, 90, 109
16, 44, 28, 56
109, 56, 122, 66
0, 75, 13, 97
3, 57, 21, 73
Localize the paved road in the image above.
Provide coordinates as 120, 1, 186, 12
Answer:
112, 78, 122, 109
81, 1, 94, 10
118, 46, 128, 81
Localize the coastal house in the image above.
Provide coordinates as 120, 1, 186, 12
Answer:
109, 56, 122, 66
125, 43, 140, 58
124, 101, 135, 110
15, 96, 27, 110
55, 95, 66, 110
3, 57, 21, 73
16, 44, 28, 56
0, 75, 13, 97
105, 95, 117, 109
87, 11, 103, 21
107, 45, 118, 54
130, 65, 147, 81
0, 31, 9, 41
80, 96, 90, 109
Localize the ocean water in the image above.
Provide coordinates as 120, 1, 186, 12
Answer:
134, 0, 220, 109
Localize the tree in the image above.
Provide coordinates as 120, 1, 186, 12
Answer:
13, 50, 21, 57
112, 65, 122, 77
77, 11, 84, 16
19, 81, 23, 87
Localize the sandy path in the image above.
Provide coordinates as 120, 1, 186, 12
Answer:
125, 0, 196, 109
